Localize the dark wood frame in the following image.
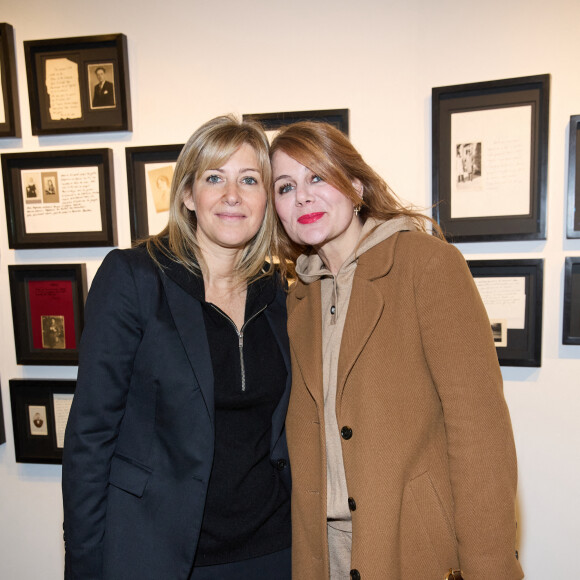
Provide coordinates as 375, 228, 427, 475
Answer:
0, 386, 6, 445
563, 257, 580, 345
126, 144, 183, 242
467, 259, 544, 367
9, 379, 76, 463
433, 74, 550, 242
24, 33, 131, 135
2, 148, 116, 248
243, 108, 349, 136
8, 264, 87, 365
0, 23, 21, 138
566, 116, 580, 238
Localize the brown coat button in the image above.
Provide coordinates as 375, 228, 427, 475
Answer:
348, 497, 357, 511
350, 570, 361, 580
341, 426, 353, 440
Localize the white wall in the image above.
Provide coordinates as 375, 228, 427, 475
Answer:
0, 0, 578, 577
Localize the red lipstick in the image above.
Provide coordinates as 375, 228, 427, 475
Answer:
298, 212, 324, 224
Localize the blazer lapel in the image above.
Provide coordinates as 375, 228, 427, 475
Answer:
160, 274, 215, 426
287, 280, 324, 407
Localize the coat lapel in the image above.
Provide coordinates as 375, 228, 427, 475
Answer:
160, 274, 215, 426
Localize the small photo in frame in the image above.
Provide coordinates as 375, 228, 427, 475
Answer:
2, 148, 116, 249
468, 259, 544, 367
0, 23, 21, 138
563, 257, 580, 345
566, 115, 580, 238
9, 379, 76, 464
24, 33, 131, 135
8, 264, 87, 365
125, 144, 183, 242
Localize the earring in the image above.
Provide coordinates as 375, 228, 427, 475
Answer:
354, 204, 361, 217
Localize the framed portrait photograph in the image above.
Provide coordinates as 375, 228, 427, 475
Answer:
563, 257, 580, 345
566, 115, 580, 238
243, 108, 349, 139
125, 144, 183, 242
0, 23, 21, 138
432, 74, 550, 242
8, 264, 87, 365
9, 379, 76, 464
2, 148, 116, 248
467, 259, 543, 367
24, 33, 131, 135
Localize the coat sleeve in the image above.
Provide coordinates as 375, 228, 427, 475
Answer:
62, 250, 147, 580
414, 242, 523, 580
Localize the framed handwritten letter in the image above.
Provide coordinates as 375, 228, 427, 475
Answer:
468, 259, 544, 367
24, 33, 131, 135
433, 75, 549, 242
8, 264, 87, 365
2, 148, 116, 248
126, 144, 184, 242
9, 379, 76, 463
0, 23, 21, 138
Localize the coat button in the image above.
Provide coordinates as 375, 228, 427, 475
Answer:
330, 305, 336, 315
276, 459, 287, 471
348, 497, 357, 511
341, 426, 353, 440
350, 570, 361, 580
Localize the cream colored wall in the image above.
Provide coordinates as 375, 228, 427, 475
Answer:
0, 0, 578, 578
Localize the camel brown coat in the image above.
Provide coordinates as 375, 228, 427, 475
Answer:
285, 231, 524, 580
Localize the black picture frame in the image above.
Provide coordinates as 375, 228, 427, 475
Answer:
467, 259, 543, 367
9, 379, 76, 464
243, 108, 349, 136
126, 144, 183, 242
566, 116, 580, 238
0, 386, 6, 445
24, 33, 131, 135
8, 264, 87, 366
563, 257, 580, 345
0, 23, 21, 138
433, 74, 550, 242
2, 148, 116, 248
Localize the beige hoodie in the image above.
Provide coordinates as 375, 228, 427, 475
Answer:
295, 216, 415, 528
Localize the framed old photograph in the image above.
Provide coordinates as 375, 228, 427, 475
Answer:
566, 115, 580, 238
0, 23, 21, 138
126, 144, 183, 242
8, 264, 87, 365
433, 74, 550, 242
563, 257, 580, 345
9, 379, 75, 463
467, 259, 543, 367
2, 148, 116, 248
24, 33, 131, 135
243, 108, 349, 138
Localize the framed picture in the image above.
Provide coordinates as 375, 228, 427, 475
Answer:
243, 108, 349, 138
24, 33, 131, 135
126, 144, 183, 242
432, 74, 550, 242
563, 257, 580, 345
9, 379, 75, 463
0, 23, 21, 138
2, 148, 116, 248
467, 259, 543, 367
0, 386, 6, 445
8, 264, 87, 365
566, 116, 580, 238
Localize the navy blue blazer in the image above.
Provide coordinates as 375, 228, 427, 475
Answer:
62, 247, 291, 580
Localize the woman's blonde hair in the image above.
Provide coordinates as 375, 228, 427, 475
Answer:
269, 121, 444, 277
146, 115, 275, 281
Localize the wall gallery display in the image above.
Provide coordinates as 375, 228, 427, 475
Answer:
8, 264, 87, 366
566, 115, 580, 238
432, 74, 550, 242
563, 257, 580, 345
467, 259, 544, 367
0, 23, 21, 138
9, 379, 75, 463
126, 144, 184, 242
2, 148, 116, 248
24, 33, 131, 135
243, 108, 350, 137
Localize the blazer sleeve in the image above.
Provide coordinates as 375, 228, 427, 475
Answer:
415, 242, 523, 580
62, 250, 147, 580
